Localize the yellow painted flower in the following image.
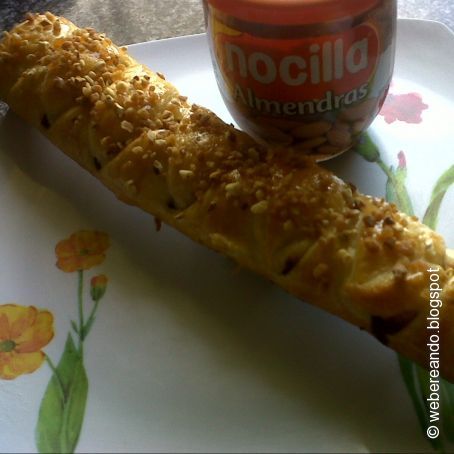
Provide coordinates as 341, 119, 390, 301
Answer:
0, 304, 54, 380
55, 230, 110, 273
90, 274, 108, 301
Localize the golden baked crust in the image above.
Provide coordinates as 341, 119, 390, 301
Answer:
1, 13, 453, 380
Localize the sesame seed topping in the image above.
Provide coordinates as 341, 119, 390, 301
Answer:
153, 160, 163, 174
117, 81, 128, 92
251, 200, 268, 214
120, 120, 133, 133
54, 76, 65, 88
179, 169, 194, 178
225, 182, 241, 195
82, 86, 91, 97
3, 13, 443, 294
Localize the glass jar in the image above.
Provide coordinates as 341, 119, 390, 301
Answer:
203, 0, 397, 161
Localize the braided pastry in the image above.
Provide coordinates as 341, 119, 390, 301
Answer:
1, 13, 453, 381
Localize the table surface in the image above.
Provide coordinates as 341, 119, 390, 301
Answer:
0, 0, 453, 44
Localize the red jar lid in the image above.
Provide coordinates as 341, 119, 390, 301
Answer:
207, 0, 381, 25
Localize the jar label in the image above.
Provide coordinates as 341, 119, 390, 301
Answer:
210, 15, 381, 117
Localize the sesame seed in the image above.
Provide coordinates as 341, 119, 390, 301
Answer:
117, 81, 128, 92
53, 76, 65, 88
121, 120, 134, 133
230, 169, 241, 180
179, 169, 194, 178
105, 87, 116, 97
53, 21, 61, 35
209, 170, 221, 179
225, 182, 241, 195
125, 180, 137, 192
94, 60, 106, 71
82, 86, 92, 97
153, 160, 163, 174
251, 200, 268, 214
147, 130, 156, 142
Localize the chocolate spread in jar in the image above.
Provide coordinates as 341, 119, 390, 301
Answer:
203, 0, 397, 161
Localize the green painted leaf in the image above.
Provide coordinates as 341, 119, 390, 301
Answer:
393, 173, 414, 216
398, 356, 430, 430
354, 133, 380, 162
398, 357, 444, 451
414, 367, 446, 451
82, 315, 96, 340
61, 354, 88, 452
385, 168, 398, 205
423, 165, 454, 230
377, 159, 415, 216
35, 367, 65, 453
36, 334, 88, 454
428, 165, 454, 201
70, 320, 79, 335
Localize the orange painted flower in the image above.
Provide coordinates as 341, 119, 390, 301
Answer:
55, 230, 110, 272
90, 274, 108, 301
0, 304, 54, 380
